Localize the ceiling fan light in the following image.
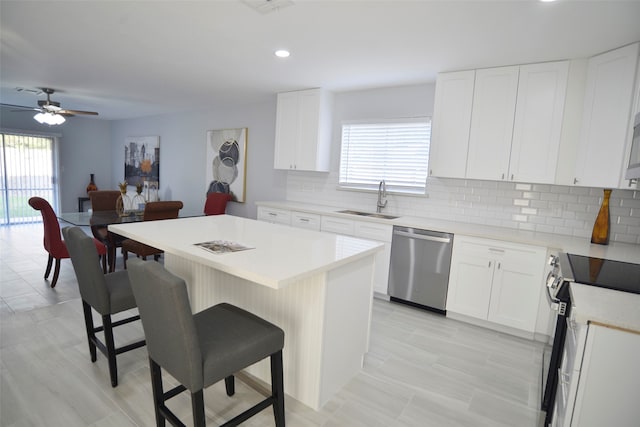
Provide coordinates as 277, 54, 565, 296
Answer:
34, 112, 66, 125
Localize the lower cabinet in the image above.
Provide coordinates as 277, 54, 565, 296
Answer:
291, 211, 321, 231
320, 216, 392, 296
257, 206, 291, 225
553, 321, 640, 427
446, 235, 546, 333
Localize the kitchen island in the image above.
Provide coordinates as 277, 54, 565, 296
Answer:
109, 215, 383, 410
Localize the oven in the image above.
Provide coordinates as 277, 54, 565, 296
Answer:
541, 253, 571, 425
541, 252, 640, 426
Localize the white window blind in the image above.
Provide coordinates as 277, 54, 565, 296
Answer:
339, 118, 431, 194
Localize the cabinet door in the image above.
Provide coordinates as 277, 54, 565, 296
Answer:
320, 216, 355, 235
291, 211, 321, 231
466, 66, 520, 181
574, 43, 639, 188
446, 239, 494, 319
509, 61, 569, 184
354, 222, 392, 295
273, 92, 299, 170
296, 90, 322, 171
487, 244, 546, 332
429, 70, 475, 178
571, 325, 640, 427
257, 206, 291, 225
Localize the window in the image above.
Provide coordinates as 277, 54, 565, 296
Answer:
0, 132, 58, 224
339, 118, 431, 194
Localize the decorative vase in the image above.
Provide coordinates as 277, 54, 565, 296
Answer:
86, 173, 98, 194
115, 182, 132, 216
132, 183, 146, 211
591, 189, 611, 245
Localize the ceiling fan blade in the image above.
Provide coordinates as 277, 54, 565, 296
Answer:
0, 103, 41, 112
58, 109, 99, 116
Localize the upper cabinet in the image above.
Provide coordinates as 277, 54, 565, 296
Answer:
510, 62, 570, 183
274, 88, 333, 172
430, 61, 569, 184
572, 43, 640, 188
466, 66, 520, 181
429, 70, 475, 178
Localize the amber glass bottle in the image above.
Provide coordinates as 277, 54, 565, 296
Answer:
591, 189, 611, 245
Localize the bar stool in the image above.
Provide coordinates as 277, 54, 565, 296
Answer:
127, 259, 285, 427
62, 226, 145, 387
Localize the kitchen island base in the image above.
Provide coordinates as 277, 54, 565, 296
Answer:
165, 253, 376, 411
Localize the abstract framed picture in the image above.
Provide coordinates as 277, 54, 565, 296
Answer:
206, 128, 247, 203
124, 136, 160, 188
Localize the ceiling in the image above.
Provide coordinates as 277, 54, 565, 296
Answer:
1, 0, 640, 121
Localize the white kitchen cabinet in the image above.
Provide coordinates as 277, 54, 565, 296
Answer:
573, 43, 640, 188
466, 66, 520, 181
553, 322, 640, 427
354, 222, 392, 295
291, 211, 321, 231
510, 61, 569, 184
320, 215, 355, 236
256, 206, 291, 225
321, 216, 392, 295
432, 62, 569, 184
447, 235, 546, 333
429, 70, 475, 179
465, 62, 569, 183
273, 88, 333, 172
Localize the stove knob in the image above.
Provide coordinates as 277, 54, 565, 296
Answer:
546, 272, 562, 289
548, 254, 559, 267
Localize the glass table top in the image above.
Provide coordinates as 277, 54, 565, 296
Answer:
58, 210, 204, 227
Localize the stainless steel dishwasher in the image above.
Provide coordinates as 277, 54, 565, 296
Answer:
388, 226, 454, 314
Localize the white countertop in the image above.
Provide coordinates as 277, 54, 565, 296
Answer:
570, 284, 640, 333
109, 215, 383, 289
256, 200, 640, 264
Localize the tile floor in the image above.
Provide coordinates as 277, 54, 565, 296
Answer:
1, 223, 547, 426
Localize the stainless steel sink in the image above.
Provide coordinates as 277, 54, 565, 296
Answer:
337, 209, 399, 220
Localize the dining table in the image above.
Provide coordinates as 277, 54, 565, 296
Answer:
58, 209, 203, 271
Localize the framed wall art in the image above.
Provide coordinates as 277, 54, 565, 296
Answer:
206, 128, 247, 203
125, 136, 160, 188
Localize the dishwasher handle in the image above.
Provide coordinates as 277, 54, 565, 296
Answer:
393, 229, 452, 243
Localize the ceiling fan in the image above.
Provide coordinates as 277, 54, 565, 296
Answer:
1, 88, 98, 125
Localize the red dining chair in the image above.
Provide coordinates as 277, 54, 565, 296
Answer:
28, 197, 107, 287
204, 192, 232, 215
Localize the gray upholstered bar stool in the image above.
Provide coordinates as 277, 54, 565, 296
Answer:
127, 259, 285, 427
62, 226, 146, 387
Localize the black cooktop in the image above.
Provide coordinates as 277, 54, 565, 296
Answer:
567, 254, 640, 294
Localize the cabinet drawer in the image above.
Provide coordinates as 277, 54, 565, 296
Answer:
291, 211, 321, 231
321, 216, 355, 235
354, 221, 392, 242
257, 207, 291, 225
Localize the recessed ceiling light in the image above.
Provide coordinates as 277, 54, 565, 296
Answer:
540, 0, 557, 2
275, 49, 290, 58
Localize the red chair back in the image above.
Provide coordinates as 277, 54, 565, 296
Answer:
28, 197, 69, 259
204, 192, 232, 215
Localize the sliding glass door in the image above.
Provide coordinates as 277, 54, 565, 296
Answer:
0, 132, 58, 225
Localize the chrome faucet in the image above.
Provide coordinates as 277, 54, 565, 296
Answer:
376, 180, 388, 213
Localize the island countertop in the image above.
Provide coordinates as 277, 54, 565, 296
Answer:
109, 214, 383, 289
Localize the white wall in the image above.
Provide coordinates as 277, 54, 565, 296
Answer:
109, 98, 286, 219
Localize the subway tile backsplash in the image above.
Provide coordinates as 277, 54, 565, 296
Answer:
286, 173, 640, 244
